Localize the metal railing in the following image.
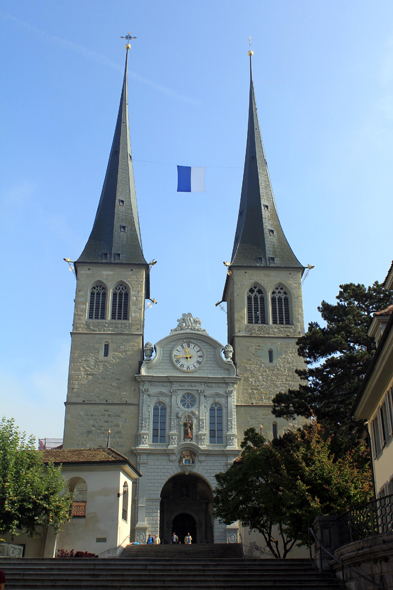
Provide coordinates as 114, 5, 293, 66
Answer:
308, 527, 384, 590
337, 494, 393, 547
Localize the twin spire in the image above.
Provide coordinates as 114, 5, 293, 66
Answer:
230, 53, 302, 269
77, 48, 146, 265
78, 47, 301, 272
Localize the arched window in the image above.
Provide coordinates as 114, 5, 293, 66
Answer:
209, 403, 223, 444
271, 286, 290, 325
152, 402, 166, 443
247, 285, 266, 324
88, 283, 106, 320
122, 481, 128, 522
111, 283, 129, 320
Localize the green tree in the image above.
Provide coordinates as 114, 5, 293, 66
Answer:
272, 282, 393, 447
213, 425, 372, 557
0, 417, 73, 537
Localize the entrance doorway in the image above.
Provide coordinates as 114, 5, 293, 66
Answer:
160, 473, 214, 544
172, 513, 196, 544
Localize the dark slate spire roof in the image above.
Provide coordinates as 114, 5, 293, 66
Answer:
77, 49, 147, 265
230, 55, 302, 269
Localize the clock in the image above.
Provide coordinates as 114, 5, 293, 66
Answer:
172, 341, 204, 372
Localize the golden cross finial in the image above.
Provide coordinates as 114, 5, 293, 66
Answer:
121, 32, 137, 50
248, 36, 254, 57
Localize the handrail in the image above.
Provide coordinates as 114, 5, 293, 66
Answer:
96, 534, 130, 558
308, 527, 384, 590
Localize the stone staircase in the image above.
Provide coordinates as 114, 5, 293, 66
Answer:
1, 545, 341, 589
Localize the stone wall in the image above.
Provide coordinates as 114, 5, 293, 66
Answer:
333, 533, 393, 590
63, 263, 147, 460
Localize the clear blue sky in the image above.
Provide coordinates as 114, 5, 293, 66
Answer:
1, 1, 393, 440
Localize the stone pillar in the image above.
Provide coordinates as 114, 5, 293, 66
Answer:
135, 454, 149, 543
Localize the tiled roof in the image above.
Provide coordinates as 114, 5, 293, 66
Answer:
41, 447, 130, 465
373, 305, 393, 316
383, 260, 393, 287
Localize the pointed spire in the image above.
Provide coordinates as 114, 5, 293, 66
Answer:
77, 47, 147, 265
230, 52, 302, 269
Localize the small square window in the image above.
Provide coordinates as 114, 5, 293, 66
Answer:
114, 253, 121, 261
118, 199, 125, 206
263, 204, 269, 211
255, 257, 263, 264
102, 253, 109, 261
120, 225, 127, 232
268, 229, 275, 236
268, 257, 275, 264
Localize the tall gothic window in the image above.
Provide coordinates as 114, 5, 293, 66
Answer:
88, 283, 107, 320
152, 402, 166, 443
271, 286, 290, 325
209, 403, 223, 444
247, 285, 266, 324
111, 283, 129, 320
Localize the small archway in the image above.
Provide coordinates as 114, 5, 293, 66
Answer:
160, 473, 214, 544
172, 513, 197, 544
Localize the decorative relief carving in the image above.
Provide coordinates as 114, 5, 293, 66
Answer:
170, 419, 176, 430
170, 434, 178, 446
226, 530, 239, 544
140, 434, 149, 445
141, 418, 148, 430
179, 450, 197, 465
171, 312, 207, 334
199, 419, 206, 431
227, 418, 234, 431
179, 463, 195, 474
226, 435, 236, 447
136, 531, 147, 544
226, 389, 234, 396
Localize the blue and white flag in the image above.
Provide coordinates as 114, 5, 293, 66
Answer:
177, 166, 205, 192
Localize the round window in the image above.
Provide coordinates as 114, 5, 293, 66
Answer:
180, 393, 196, 409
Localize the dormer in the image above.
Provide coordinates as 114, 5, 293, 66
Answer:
368, 305, 393, 347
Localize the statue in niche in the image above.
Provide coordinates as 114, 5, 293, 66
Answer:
183, 414, 193, 441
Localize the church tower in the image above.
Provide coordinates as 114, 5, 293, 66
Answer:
63, 45, 150, 462
223, 52, 305, 439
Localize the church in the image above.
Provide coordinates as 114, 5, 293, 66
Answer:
12, 44, 306, 557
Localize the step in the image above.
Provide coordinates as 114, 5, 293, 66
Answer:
1, 556, 340, 590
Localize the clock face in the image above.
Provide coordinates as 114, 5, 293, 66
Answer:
172, 342, 204, 372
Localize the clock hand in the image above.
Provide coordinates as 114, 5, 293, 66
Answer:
184, 347, 193, 361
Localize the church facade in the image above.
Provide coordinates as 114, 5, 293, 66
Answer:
60, 46, 305, 550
